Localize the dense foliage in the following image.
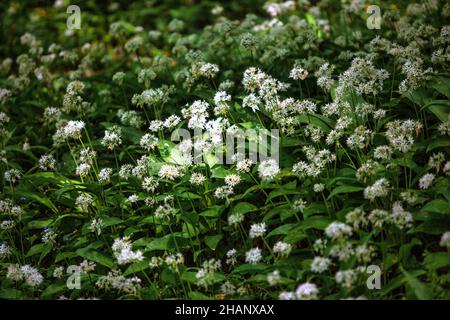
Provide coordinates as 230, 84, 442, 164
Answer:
0, 0, 449, 300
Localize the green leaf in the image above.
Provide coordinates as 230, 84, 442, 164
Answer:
424, 100, 450, 122
26, 243, 52, 258
424, 252, 450, 270
15, 191, 58, 213
41, 282, 67, 298
204, 234, 222, 250
327, 185, 364, 199
232, 202, 257, 215
123, 260, 150, 276
76, 248, 115, 268
0, 288, 24, 299
267, 224, 296, 237
402, 270, 433, 300
27, 218, 53, 229
421, 199, 450, 215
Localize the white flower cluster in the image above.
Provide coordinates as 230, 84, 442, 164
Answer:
7, 264, 44, 287
112, 237, 144, 265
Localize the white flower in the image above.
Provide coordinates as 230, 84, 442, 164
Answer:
258, 159, 280, 181
142, 177, 159, 193
76, 163, 91, 177
224, 174, 241, 187
38, 154, 56, 171
7, 264, 44, 287
439, 231, 450, 249
98, 168, 113, 183
190, 173, 206, 185
226, 249, 238, 265
228, 213, 244, 225
101, 127, 122, 150
279, 291, 296, 300
89, 218, 103, 236
236, 159, 253, 172
390, 202, 413, 229
0, 242, 11, 259
311, 257, 331, 273
158, 164, 182, 180
214, 185, 234, 199
289, 66, 309, 80
154, 204, 175, 220
53, 266, 64, 279
63, 120, 85, 139
325, 222, 353, 240
267, 270, 281, 286
4, 169, 21, 184
127, 194, 139, 203
213, 91, 231, 113
313, 183, 325, 193
245, 247, 262, 264
273, 241, 292, 256
140, 133, 158, 151
364, 178, 389, 201
419, 173, 435, 189
242, 94, 260, 112
75, 194, 93, 212
335, 270, 357, 288
112, 237, 144, 265
295, 282, 318, 300
199, 63, 219, 78
249, 222, 267, 239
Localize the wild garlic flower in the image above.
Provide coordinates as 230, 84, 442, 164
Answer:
242, 94, 261, 112
190, 172, 206, 185
98, 168, 113, 184
267, 270, 281, 286
390, 202, 413, 229
273, 241, 292, 256
311, 257, 331, 273
63, 120, 85, 139
213, 91, 231, 115
89, 218, 103, 236
38, 154, 56, 171
364, 178, 390, 201
154, 204, 175, 220
224, 174, 241, 187
140, 133, 158, 151
0, 242, 11, 259
228, 213, 244, 225
249, 222, 267, 239
101, 127, 122, 150
7, 264, 44, 287
199, 63, 219, 78
289, 66, 308, 80
295, 282, 318, 300
4, 168, 21, 184
226, 249, 238, 265
385, 119, 422, 153
245, 247, 263, 264
440, 231, 450, 249
214, 185, 234, 199
368, 209, 389, 228
335, 270, 357, 288
75, 194, 94, 212
258, 159, 280, 181
112, 237, 143, 265
419, 173, 435, 189
325, 222, 353, 240
158, 164, 182, 180
236, 159, 253, 172
345, 208, 368, 231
